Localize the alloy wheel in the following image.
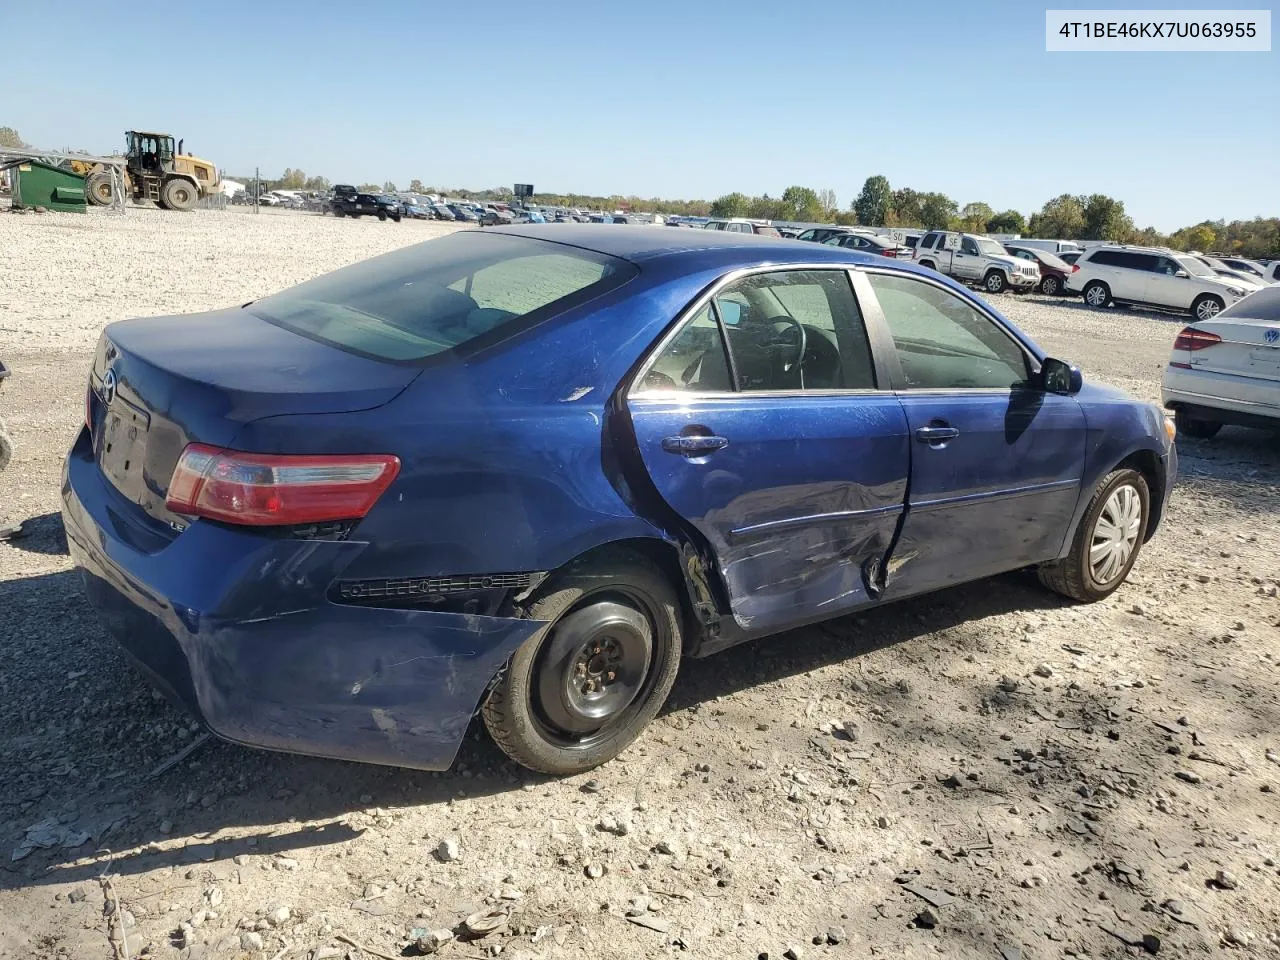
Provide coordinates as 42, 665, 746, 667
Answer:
1090, 483, 1142, 585
1196, 298, 1222, 320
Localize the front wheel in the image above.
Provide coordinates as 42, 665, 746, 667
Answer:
482, 554, 683, 775
1039, 467, 1149, 602
1083, 281, 1111, 309
161, 178, 197, 211
984, 270, 1007, 294
1041, 275, 1061, 296
1192, 294, 1224, 321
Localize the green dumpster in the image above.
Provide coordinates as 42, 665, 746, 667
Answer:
13, 160, 87, 212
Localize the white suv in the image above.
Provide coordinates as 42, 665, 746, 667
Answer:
1066, 245, 1251, 320
912, 231, 1039, 294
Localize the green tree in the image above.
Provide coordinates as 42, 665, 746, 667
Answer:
277, 168, 306, 189
1028, 194, 1086, 239
358, 183, 381, 193
0, 126, 23, 148
779, 185, 824, 222
408, 179, 426, 194
854, 175, 893, 226
383, 181, 397, 193
748, 194, 784, 220
889, 188, 924, 226
986, 209, 1026, 234
919, 192, 958, 230
709, 192, 751, 218
303, 175, 330, 192
1131, 226, 1167, 247
1082, 194, 1134, 241
960, 202, 994, 233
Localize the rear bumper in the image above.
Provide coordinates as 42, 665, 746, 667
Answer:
1163, 367, 1280, 426
60, 430, 546, 771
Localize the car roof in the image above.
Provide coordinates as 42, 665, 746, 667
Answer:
487, 224, 883, 268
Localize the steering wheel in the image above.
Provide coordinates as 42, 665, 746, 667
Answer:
768, 317, 808, 386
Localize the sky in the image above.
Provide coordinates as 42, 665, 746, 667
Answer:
4, 0, 1276, 230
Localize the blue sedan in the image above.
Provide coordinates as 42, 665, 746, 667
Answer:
62, 227, 1176, 775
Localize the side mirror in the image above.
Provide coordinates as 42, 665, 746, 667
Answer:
1041, 357, 1082, 395
716, 300, 743, 326
1175, 270, 1189, 278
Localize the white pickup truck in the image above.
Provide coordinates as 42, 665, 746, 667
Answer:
913, 230, 1040, 294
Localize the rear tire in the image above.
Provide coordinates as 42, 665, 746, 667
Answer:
918, 260, 936, 271
1174, 407, 1221, 439
1192, 294, 1224, 321
482, 553, 683, 775
1038, 468, 1149, 602
332, 207, 344, 217
1040, 275, 1061, 296
1083, 281, 1111, 309
377, 210, 388, 221
85, 172, 114, 206
984, 270, 1007, 294
161, 178, 197, 211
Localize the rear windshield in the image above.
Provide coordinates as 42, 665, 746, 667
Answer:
247, 232, 634, 363
1219, 285, 1280, 321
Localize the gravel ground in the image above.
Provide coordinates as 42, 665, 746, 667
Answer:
1, 208, 1279, 960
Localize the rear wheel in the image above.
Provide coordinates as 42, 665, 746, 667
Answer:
1174, 407, 1222, 439
332, 207, 344, 217
1040, 275, 1061, 296
1083, 281, 1111, 308
377, 210, 388, 221
85, 172, 114, 206
1039, 468, 1149, 602
482, 553, 683, 775
918, 260, 936, 271
1192, 294, 1224, 321
161, 178, 197, 211
984, 270, 1007, 294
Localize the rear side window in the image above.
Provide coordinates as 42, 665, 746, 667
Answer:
1089, 250, 1121, 267
247, 233, 634, 363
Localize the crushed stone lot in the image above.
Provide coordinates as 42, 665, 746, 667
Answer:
2, 208, 1279, 960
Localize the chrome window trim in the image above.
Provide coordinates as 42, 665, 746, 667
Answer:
628, 262, 881, 399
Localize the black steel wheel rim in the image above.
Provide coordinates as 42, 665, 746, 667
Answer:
530, 590, 665, 749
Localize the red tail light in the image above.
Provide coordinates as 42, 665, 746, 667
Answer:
165, 444, 400, 526
882, 249, 897, 258
1173, 327, 1222, 351
1071, 264, 1080, 273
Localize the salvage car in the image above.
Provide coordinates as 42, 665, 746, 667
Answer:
1161, 285, 1280, 438
62, 227, 1176, 776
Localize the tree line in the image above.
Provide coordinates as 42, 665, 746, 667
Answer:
708, 176, 1278, 259
6, 120, 1272, 259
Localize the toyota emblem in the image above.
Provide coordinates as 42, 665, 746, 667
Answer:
101, 369, 117, 405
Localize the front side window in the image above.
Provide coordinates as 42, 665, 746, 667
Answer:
960, 238, 980, 255
640, 270, 877, 393
866, 273, 1031, 390
248, 232, 632, 362
921, 232, 939, 250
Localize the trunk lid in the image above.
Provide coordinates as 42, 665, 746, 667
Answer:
1185, 288, 1280, 383
88, 306, 419, 528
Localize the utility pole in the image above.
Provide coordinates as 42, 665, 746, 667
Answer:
254, 167, 260, 214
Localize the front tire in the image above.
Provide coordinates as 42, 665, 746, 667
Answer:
1083, 281, 1111, 309
161, 178, 197, 211
1039, 468, 1149, 602
984, 270, 1007, 294
482, 553, 683, 775
1192, 294, 1224, 321
1174, 407, 1222, 439
1040, 275, 1061, 296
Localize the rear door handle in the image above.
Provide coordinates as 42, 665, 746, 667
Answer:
915, 425, 959, 443
662, 434, 729, 456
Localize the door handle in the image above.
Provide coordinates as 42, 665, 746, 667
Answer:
915, 425, 959, 444
662, 434, 729, 456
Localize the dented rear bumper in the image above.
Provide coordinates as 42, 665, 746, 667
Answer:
60, 430, 545, 771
